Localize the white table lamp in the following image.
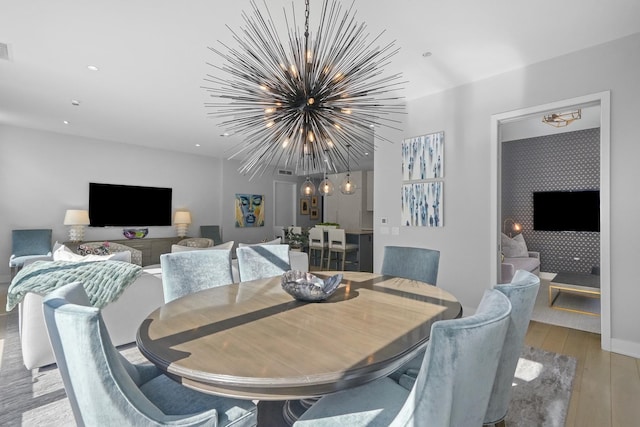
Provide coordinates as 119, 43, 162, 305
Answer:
63, 209, 90, 242
174, 210, 192, 237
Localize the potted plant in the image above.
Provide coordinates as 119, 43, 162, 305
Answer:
286, 228, 308, 250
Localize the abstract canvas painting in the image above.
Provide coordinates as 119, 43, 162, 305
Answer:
402, 131, 444, 181
235, 194, 265, 227
401, 182, 443, 227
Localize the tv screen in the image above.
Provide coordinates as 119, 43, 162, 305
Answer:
89, 183, 172, 227
533, 190, 600, 232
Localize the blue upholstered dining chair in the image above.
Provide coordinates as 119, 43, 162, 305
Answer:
294, 289, 512, 427
160, 248, 234, 303
43, 282, 257, 427
236, 244, 291, 282
380, 245, 440, 286
9, 229, 52, 279
484, 270, 540, 427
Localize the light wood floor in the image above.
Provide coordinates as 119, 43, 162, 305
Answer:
1, 282, 638, 426
525, 320, 640, 426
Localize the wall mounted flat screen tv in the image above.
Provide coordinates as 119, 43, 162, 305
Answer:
89, 183, 172, 227
533, 190, 600, 232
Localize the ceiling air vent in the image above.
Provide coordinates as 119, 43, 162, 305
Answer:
278, 169, 293, 176
0, 43, 10, 61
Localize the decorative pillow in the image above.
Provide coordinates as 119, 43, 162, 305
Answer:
78, 242, 111, 256
53, 244, 131, 263
501, 233, 529, 258
238, 238, 281, 248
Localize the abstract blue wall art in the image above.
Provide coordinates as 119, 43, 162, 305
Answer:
401, 131, 444, 181
401, 182, 443, 227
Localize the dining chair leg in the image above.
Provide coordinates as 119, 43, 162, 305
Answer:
340, 251, 346, 271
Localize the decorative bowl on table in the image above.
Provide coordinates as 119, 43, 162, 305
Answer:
122, 228, 148, 239
281, 270, 342, 302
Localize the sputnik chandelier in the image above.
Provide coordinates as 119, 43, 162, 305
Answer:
203, 0, 405, 178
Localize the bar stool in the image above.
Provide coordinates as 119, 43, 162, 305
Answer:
326, 229, 358, 271
308, 227, 328, 270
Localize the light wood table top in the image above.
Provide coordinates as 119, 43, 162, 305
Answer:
137, 271, 462, 400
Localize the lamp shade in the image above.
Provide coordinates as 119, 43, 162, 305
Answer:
173, 210, 192, 225
63, 210, 90, 225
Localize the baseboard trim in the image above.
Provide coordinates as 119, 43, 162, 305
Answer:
611, 338, 640, 359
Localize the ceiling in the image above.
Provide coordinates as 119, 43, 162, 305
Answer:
1, 0, 639, 171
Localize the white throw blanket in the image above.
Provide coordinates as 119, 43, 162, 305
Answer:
6, 260, 142, 311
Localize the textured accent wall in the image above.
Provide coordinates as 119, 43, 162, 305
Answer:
502, 128, 600, 274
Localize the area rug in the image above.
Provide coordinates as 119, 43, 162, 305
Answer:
531, 278, 601, 334
0, 309, 576, 427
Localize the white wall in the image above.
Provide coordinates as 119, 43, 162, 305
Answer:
374, 33, 640, 356
0, 125, 296, 280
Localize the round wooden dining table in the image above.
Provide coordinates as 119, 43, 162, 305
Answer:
136, 271, 462, 402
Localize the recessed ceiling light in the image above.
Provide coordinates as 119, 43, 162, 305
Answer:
63, 120, 70, 125
71, 100, 80, 106
87, 65, 99, 71
422, 51, 432, 58
364, 152, 369, 156
195, 143, 201, 147
220, 132, 231, 137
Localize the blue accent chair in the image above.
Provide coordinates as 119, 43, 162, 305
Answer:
43, 282, 257, 426
160, 249, 234, 303
236, 244, 291, 282
381, 246, 440, 285
200, 225, 223, 246
294, 289, 512, 427
9, 229, 52, 279
484, 270, 540, 427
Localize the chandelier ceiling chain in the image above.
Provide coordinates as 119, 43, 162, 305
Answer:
203, 0, 406, 178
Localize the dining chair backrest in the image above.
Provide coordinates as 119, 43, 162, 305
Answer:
484, 269, 540, 426
236, 244, 291, 282
288, 226, 302, 235
43, 282, 257, 426
294, 289, 511, 427
160, 248, 233, 302
308, 227, 326, 248
381, 245, 440, 286
327, 228, 347, 250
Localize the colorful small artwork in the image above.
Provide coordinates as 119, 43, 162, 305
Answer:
235, 194, 265, 227
401, 182, 443, 227
402, 131, 444, 181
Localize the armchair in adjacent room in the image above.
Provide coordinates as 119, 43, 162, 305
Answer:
500, 233, 540, 283
9, 229, 53, 279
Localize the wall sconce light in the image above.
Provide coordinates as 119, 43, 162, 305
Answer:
63, 209, 90, 242
503, 218, 522, 237
173, 210, 192, 237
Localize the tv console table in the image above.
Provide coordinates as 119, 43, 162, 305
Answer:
65, 237, 182, 266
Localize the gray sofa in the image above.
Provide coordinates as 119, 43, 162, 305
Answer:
501, 251, 540, 284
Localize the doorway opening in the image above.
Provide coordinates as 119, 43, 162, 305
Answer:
490, 91, 611, 350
